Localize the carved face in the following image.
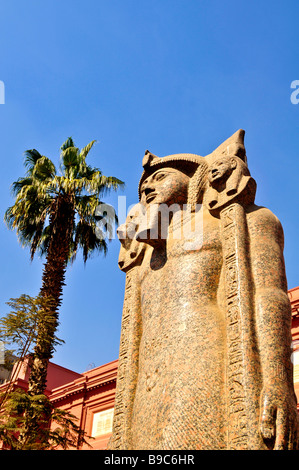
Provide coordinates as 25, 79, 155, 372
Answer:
117, 204, 144, 244
140, 168, 190, 207
117, 204, 146, 270
208, 158, 235, 184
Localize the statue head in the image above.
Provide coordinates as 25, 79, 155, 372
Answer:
117, 203, 146, 271
139, 167, 190, 208
135, 151, 208, 246
208, 157, 237, 187
138, 151, 209, 210
205, 129, 256, 212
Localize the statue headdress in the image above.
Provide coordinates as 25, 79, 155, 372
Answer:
137, 129, 256, 212
138, 151, 209, 209
204, 129, 256, 213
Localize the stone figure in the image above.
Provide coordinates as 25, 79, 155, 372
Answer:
108, 130, 299, 450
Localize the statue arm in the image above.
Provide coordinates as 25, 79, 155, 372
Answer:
248, 207, 298, 449
108, 267, 142, 449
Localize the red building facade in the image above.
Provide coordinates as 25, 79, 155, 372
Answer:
49, 360, 117, 450
289, 286, 299, 405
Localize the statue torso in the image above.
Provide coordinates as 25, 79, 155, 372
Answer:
131, 209, 228, 449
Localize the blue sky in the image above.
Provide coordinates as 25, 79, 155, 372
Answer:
0, 0, 298, 373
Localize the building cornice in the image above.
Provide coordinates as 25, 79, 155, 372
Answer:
50, 360, 118, 404
289, 286, 299, 318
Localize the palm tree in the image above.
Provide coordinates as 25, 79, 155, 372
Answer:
5, 138, 124, 396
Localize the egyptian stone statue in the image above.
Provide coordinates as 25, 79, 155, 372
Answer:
108, 130, 299, 450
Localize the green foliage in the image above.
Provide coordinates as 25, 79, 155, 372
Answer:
0, 295, 63, 361
0, 390, 91, 450
0, 295, 63, 411
0, 295, 91, 449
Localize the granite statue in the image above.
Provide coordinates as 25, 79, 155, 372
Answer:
108, 130, 299, 450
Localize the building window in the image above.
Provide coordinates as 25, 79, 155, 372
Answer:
91, 408, 114, 437
293, 349, 299, 384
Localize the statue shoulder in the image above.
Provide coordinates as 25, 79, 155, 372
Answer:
246, 204, 280, 223
246, 204, 284, 243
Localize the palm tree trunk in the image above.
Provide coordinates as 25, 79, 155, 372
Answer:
28, 193, 75, 396
20, 194, 75, 448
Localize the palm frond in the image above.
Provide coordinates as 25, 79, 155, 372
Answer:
36, 224, 52, 258
75, 194, 100, 217
60, 137, 75, 151
61, 147, 79, 168
24, 149, 43, 174
71, 219, 108, 264
98, 175, 125, 196
11, 177, 33, 196
32, 157, 56, 182
79, 140, 97, 161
